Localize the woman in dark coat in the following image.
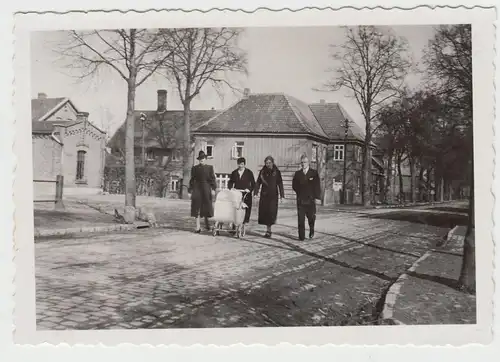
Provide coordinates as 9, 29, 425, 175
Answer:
254, 155, 284, 238
188, 150, 217, 233
228, 157, 256, 232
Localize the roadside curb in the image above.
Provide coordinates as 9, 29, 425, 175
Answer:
373, 200, 454, 210
380, 224, 467, 324
34, 222, 152, 238
380, 251, 432, 325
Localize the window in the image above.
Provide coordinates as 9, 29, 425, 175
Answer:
76, 150, 86, 181
169, 177, 179, 192
355, 146, 363, 163
171, 149, 180, 161
206, 144, 214, 158
355, 176, 361, 194
231, 142, 244, 159
312, 144, 318, 162
333, 144, 344, 161
146, 149, 155, 161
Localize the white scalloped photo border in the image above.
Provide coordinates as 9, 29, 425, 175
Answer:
9, 4, 496, 347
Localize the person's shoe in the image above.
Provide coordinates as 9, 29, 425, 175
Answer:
264, 231, 272, 238
195, 229, 201, 234
309, 230, 315, 239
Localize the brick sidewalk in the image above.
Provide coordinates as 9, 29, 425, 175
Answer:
389, 226, 476, 325
34, 200, 119, 231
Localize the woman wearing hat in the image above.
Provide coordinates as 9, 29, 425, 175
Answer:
254, 155, 284, 238
188, 150, 217, 233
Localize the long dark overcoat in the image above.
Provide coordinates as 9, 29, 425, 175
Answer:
189, 164, 217, 218
255, 166, 284, 226
228, 168, 256, 223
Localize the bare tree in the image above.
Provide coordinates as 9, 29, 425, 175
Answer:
424, 24, 474, 292
55, 29, 181, 219
157, 27, 248, 198
318, 26, 412, 206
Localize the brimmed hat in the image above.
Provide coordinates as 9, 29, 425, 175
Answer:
197, 150, 207, 160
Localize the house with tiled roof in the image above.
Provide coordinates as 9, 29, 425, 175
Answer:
193, 90, 384, 204
106, 90, 217, 196
31, 93, 106, 198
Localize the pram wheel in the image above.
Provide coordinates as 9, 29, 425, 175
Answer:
212, 222, 219, 236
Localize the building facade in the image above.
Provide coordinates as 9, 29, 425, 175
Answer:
194, 91, 384, 205
31, 93, 106, 198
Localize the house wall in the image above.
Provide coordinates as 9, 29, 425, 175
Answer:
59, 122, 106, 194
193, 134, 317, 175
44, 102, 78, 122
32, 134, 62, 200
323, 143, 364, 205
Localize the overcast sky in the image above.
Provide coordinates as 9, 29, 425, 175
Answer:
30, 25, 437, 136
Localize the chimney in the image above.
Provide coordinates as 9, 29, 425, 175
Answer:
319, 99, 326, 104
76, 112, 89, 122
38, 92, 47, 100
243, 88, 250, 98
157, 89, 167, 112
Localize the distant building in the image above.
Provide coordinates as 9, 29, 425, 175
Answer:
106, 90, 217, 197
31, 93, 106, 197
193, 90, 384, 204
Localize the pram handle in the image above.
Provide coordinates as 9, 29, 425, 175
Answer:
231, 188, 251, 196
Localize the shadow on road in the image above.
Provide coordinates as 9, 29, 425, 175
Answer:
406, 271, 462, 292
361, 210, 468, 228
240, 231, 397, 282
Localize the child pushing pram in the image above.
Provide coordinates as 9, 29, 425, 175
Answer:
213, 157, 256, 238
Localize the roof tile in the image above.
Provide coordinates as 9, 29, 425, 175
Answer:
195, 93, 328, 139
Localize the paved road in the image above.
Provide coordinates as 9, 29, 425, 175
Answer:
35, 208, 449, 330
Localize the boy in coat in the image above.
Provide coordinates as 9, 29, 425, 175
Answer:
292, 154, 321, 241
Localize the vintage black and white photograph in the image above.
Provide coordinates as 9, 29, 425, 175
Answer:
13, 6, 495, 346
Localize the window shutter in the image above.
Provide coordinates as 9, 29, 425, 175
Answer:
231, 144, 237, 159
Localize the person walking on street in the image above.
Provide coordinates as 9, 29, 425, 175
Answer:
292, 154, 321, 241
188, 150, 217, 233
228, 157, 256, 234
254, 155, 284, 238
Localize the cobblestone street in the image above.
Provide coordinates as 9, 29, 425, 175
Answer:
35, 207, 452, 330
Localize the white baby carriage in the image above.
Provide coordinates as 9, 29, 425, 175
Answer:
212, 188, 250, 238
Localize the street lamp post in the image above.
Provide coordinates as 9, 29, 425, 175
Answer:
140, 113, 147, 167
342, 118, 349, 204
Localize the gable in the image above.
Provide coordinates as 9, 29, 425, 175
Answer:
44, 101, 79, 122
31, 97, 80, 122
65, 121, 105, 141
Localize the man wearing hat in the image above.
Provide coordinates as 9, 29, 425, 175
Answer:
188, 150, 217, 233
228, 157, 256, 233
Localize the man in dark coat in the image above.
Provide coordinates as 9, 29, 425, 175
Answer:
228, 157, 256, 230
292, 154, 321, 241
188, 150, 217, 233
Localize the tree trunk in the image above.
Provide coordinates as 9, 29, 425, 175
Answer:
409, 157, 416, 203
362, 109, 371, 206
458, 156, 475, 292
418, 166, 425, 202
385, 151, 393, 204
181, 102, 192, 199
397, 153, 404, 203
125, 76, 137, 209
362, 143, 371, 206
